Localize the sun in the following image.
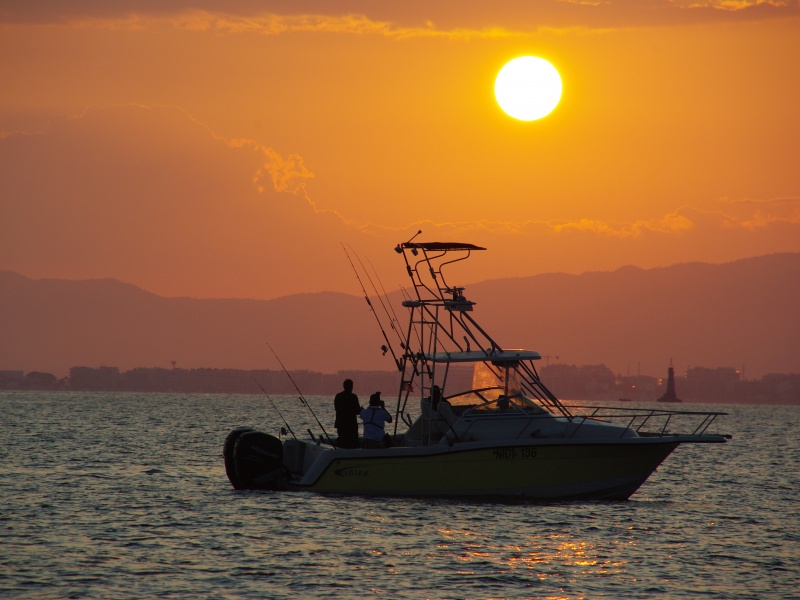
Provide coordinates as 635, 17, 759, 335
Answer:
495, 56, 562, 121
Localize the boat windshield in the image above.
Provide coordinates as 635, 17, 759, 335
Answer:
442, 361, 550, 415
472, 359, 515, 392
446, 386, 549, 415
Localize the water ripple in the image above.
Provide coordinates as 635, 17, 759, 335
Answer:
1, 392, 798, 599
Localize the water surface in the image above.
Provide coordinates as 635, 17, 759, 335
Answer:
1, 392, 797, 599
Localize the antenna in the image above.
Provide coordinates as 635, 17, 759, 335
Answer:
396, 229, 422, 254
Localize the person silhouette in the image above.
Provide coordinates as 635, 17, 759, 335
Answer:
431, 385, 442, 410
334, 378, 362, 449
360, 392, 393, 449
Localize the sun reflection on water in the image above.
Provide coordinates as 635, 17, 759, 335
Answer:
435, 526, 633, 588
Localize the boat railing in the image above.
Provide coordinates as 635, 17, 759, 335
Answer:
567, 405, 728, 438
447, 405, 727, 440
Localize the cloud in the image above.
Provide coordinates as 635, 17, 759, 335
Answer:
0, 105, 356, 298
360, 200, 800, 245
238, 141, 315, 195
36, 11, 521, 41
714, 196, 800, 229
376, 200, 800, 244
517, 202, 800, 239
2, 1, 797, 30
1, 104, 797, 299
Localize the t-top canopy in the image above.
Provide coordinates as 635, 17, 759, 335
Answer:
426, 350, 541, 363
402, 242, 486, 251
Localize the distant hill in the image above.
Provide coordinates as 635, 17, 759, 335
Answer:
466, 253, 800, 380
0, 270, 391, 378
1, 253, 798, 379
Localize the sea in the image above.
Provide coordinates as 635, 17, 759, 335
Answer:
1, 391, 797, 600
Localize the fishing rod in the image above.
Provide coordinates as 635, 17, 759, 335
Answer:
366, 254, 404, 339
266, 343, 336, 446
341, 243, 402, 370
348, 243, 406, 349
252, 377, 297, 440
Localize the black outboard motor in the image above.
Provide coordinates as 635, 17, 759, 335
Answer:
223, 428, 288, 490
223, 427, 253, 489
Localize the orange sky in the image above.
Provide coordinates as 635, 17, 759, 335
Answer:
1, 1, 799, 300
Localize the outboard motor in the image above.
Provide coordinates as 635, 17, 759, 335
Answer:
223, 428, 288, 490
223, 427, 254, 489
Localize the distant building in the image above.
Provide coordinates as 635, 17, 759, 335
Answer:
683, 366, 741, 402
69, 366, 121, 390
24, 371, 58, 389
616, 374, 659, 402
7, 362, 795, 405
0, 370, 25, 389
540, 363, 616, 399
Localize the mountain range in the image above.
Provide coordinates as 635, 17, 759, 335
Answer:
2, 253, 798, 379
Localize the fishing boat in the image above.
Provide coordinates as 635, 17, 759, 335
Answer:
224, 240, 728, 500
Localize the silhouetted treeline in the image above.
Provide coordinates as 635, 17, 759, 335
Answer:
1, 364, 798, 405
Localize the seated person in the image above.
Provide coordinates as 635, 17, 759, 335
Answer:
436, 398, 458, 430
429, 386, 458, 433
430, 385, 442, 410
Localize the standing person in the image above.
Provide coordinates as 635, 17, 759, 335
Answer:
360, 392, 393, 449
334, 378, 361, 449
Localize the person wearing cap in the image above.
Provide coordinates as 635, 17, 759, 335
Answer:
360, 392, 393, 449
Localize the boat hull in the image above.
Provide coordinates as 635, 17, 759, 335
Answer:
289, 439, 688, 501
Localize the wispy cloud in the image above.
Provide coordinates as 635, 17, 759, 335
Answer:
3, 1, 797, 31
714, 196, 800, 229
5, 105, 795, 244
63, 11, 521, 41
669, 0, 795, 10
227, 140, 316, 195
2, 103, 797, 297
354, 201, 800, 242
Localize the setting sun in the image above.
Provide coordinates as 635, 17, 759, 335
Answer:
495, 56, 562, 121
